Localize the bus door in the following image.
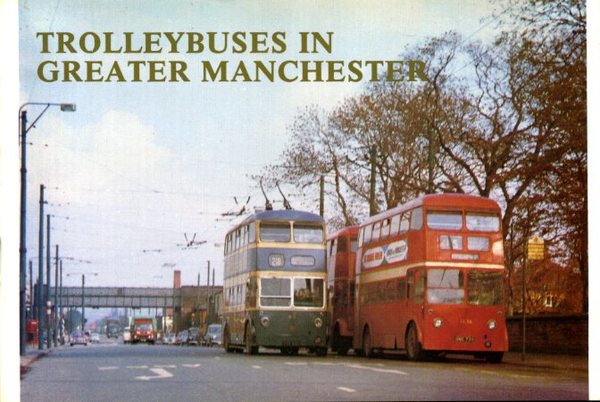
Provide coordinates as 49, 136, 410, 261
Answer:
405, 268, 425, 345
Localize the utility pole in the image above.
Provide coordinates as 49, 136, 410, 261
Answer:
53, 245, 59, 347
195, 272, 200, 327
46, 214, 51, 350
206, 261, 210, 326
37, 184, 45, 350
369, 145, 377, 216
319, 175, 324, 217
28, 261, 33, 320
81, 275, 85, 331
59, 259, 64, 345
19, 110, 28, 356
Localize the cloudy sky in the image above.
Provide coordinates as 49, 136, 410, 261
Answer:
12, 0, 509, 290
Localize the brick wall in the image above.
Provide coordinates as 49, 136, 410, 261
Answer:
506, 315, 588, 355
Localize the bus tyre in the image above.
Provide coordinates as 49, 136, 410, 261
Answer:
315, 347, 327, 357
485, 352, 503, 364
244, 324, 258, 355
363, 327, 374, 359
223, 326, 234, 353
333, 327, 349, 356
406, 324, 423, 361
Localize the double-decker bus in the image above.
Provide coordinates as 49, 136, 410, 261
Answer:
326, 226, 359, 355
222, 209, 329, 356
350, 193, 508, 362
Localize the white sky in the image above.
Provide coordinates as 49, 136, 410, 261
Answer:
14, 0, 504, 289
1, 0, 599, 399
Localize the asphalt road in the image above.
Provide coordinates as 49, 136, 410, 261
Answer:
21, 338, 588, 401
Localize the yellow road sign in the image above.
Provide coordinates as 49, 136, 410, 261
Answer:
527, 236, 545, 260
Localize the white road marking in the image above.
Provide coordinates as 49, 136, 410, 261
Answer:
252, 365, 262, 369
153, 364, 177, 368
345, 363, 408, 375
126, 365, 148, 369
181, 364, 202, 368
136, 368, 174, 381
337, 387, 356, 393
98, 366, 119, 370
284, 362, 308, 366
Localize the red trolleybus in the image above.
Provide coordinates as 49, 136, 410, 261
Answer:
353, 193, 508, 362
326, 226, 359, 355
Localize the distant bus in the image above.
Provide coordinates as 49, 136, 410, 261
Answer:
106, 319, 120, 339
222, 209, 329, 356
346, 193, 507, 362
326, 226, 359, 355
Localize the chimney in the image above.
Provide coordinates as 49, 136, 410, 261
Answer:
173, 270, 181, 289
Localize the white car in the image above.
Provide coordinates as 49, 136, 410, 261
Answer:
123, 328, 131, 343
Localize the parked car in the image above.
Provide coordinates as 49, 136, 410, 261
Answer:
177, 331, 189, 345
90, 332, 100, 343
123, 328, 131, 344
188, 327, 200, 345
70, 330, 87, 346
203, 324, 222, 347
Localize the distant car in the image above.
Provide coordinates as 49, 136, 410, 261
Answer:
188, 328, 200, 345
177, 331, 189, 345
162, 332, 176, 345
204, 324, 222, 347
123, 328, 131, 344
70, 330, 87, 346
90, 332, 100, 343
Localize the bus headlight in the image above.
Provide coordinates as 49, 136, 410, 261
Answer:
433, 318, 443, 328
314, 317, 323, 328
487, 320, 497, 330
260, 316, 271, 328
269, 254, 284, 267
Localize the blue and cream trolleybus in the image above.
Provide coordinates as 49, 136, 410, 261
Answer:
222, 209, 329, 356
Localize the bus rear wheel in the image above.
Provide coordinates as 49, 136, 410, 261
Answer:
223, 326, 234, 353
485, 352, 503, 363
363, 327, 374, 359
244, 324, 258, 355
332, 326, 349, 356
281, 346, 299, 356
406, 323, 424, 361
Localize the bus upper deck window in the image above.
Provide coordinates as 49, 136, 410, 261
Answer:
390, 214, 400, 236
248, 222, 256, 243
293, 224, 323, 243
410, 207, 423, 230
380, 219, 391, 238
363, 224, 372, 244
466, 214, 500, 232
400, 213, 409, 233
260, 223, 291, 242
372, 222, 381, 242
427, 211, 462, 230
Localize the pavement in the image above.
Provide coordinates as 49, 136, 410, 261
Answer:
20, 346, 588, 374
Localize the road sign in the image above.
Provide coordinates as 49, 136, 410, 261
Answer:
527, 236, 545, 260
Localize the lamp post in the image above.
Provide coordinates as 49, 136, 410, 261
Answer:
66, 272, 97, 331
19, 102, 75, 356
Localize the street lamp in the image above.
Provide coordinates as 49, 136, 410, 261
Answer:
19, 102, 75, 356
66, 272, 97, 332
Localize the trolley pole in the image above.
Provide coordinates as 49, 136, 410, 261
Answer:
319, 175, 324, 217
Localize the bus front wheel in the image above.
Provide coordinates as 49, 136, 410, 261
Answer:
406, 324, 424, 361
244, 324, 258, 355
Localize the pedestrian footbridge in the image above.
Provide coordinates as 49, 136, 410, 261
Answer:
52, 287, 181, 308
